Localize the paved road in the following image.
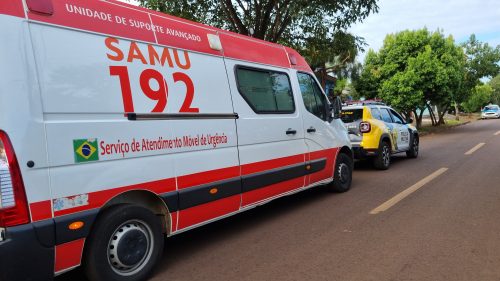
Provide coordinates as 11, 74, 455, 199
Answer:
58, 119, 500, 281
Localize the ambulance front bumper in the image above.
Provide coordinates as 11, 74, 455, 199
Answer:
0, 223, 55, 281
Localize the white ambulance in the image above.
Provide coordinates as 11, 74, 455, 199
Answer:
0, 1, 352, 280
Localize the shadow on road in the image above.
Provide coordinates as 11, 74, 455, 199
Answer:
353, 156, 408, 171
57, 184, 341, 281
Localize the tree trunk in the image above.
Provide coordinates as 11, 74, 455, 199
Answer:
454, 102, 460, 121
437, 104, 449, 125
426, 103, 437, 126
414, 109, 424, 129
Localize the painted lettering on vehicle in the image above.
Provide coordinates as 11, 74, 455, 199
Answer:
105, 38, 198, 114
99, 133, 228, 158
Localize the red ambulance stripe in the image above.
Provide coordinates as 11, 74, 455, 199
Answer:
219, 32, 291, 68
28, 0, 156, 44
0, 1, 25, 18
55, 238, 85, 273
308, 148, 338, 185
104, 0, 144, 11
170, 211, 178, 233
49, 149, 335, 217
106, 0, 215, 28
177, 195, 240, 229
24, 0, 313, 71
241, 153, 305, 176
29, 200, 52, 221
177, 166, 240, 189
54, 177, 176, 217
150, 14, 221, 56
284, 47, 313, 72
241, 177, 305, 207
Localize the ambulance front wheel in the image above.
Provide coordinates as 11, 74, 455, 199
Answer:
84, 204, 164, 281
328, 153, 353, 193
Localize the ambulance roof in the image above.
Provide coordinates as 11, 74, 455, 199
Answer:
4, 0, 311, 72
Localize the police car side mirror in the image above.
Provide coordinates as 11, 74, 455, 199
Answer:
407, 118, 414, 124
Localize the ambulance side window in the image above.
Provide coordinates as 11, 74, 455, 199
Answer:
236, 67, 295, 114
297, 73, 328, 121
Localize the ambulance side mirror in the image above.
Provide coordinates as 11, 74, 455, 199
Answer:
331, 96, 342, 120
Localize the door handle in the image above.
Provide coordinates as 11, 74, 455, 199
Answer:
307, 127, 316, 133
286, 128, 297, 135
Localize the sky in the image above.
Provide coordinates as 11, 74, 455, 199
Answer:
349, 0, 500, 62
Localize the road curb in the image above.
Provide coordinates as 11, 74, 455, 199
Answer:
420, 121, 471, 137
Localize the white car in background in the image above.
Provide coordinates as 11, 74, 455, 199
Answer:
481, 105, 500, 119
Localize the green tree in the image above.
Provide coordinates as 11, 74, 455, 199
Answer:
137, 0, 378, 43
353, 29, 464, 128
137, 0, 379, 85
462, 34, 500, 88
462, 84, 493, 113
456, 35, 500, 118
489, 74, 500, 104
353, 49, 381, 100
301, 31, 363, 89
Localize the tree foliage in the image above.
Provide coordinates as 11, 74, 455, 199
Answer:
138, 0, 378, 42
353, 29, 465, 128
352, 49, 380, 99
489, 74, 500, 104
462, 84, 493, 113
137, 0, 378, 75
462, 34, 500, 89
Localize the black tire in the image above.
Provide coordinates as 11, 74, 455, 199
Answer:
84, 204, 164, 281
373, 141, 391, 170
327, 153, 353, 193
406, 134, 419, 158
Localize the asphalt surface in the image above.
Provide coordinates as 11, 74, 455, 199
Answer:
58, 119, 500, 281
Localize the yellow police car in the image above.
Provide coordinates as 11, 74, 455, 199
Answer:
341, 101, 419, 170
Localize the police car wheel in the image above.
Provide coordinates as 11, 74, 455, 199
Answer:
328, 153, 352, 193
406, 135, 419, 158
373, 141, 391, 170
84, 204, 164, 281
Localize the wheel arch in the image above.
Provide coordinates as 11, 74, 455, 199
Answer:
338, 145, 353, 161
408, 129, 419, 144
99, 190, 172, 235
380, 133, 392, 147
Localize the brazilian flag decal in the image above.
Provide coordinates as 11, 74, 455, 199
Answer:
73, 139, 99, 163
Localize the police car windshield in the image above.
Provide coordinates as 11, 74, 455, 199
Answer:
341, 109, 363, 123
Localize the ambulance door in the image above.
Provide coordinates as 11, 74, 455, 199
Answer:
224, 61, 307, 207
294, 72, 338, 186
173, 50, 241, 230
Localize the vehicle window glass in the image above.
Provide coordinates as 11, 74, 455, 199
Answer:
484, 105, 499, 111
236, 67, 295, 113
370, 108, 382, 120
341, 109, 363, 123
389, 109, 404, 124
380, 108, 393, 123
297, 73, 328, 121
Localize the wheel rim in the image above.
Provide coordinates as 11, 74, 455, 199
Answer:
382, 145, 390, 166
107, 220, 154, 276
338, 162, 350, 184
413, 138, 419, 155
